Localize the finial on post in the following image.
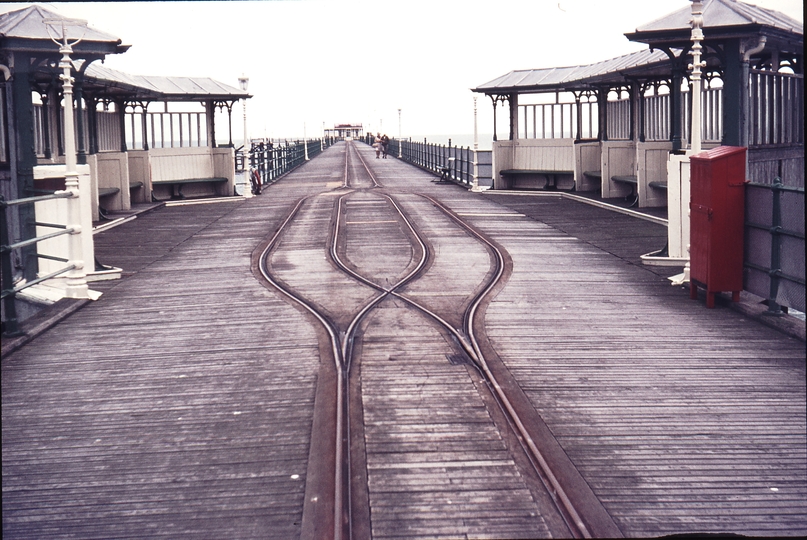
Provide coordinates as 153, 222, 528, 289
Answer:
688, 0, 706, 155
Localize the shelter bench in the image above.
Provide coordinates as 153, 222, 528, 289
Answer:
649, 180, 668, 191
151, 177, 228, 201
98, 187, 120, 221
433, 157, 455, 183
500, 169, 573, 190
611, 174, 638, 207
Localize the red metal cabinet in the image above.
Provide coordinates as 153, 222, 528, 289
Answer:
689, 146, 747, 308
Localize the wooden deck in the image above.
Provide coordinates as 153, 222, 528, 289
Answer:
3, 142, 806, 538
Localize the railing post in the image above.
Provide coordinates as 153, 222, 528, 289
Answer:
767, 176, 784, 315
1, 197, 21, 336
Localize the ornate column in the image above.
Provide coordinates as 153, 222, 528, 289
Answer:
688, 0, 706, 154
46, 18, 89, 298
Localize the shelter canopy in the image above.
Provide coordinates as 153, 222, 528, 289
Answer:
472, 48, 674, 95
473, 0, 803, 98
625, 0, 803, 50
83, 64, 250, 103
0, 4, 128, 56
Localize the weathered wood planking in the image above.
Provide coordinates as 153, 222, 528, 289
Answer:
367, 143, 806, 537
4, 141, 806, 539
452, 201, 806, 537
2, 154, 341, 538
358, 303, 552, 539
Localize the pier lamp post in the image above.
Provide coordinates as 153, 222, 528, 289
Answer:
471, 96, 483, 192
672, 0, 707, 286
238, 75, 252, 198
45, 17, 90, 299
397, 108, 403, 158
689, 0, 705, 155
304, 122, 309, 161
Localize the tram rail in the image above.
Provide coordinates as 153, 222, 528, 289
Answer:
258, 140, 606, 539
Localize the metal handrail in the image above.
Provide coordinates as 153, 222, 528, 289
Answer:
1, 190, 72, 208
744, 178, 806, 314
236, 138, 335, 192
1, 190, 78, 336
2, 227, 76, 253
1, 264, 77, 300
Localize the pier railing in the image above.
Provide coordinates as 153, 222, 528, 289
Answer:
235, 138, 334, 190
745, 177, 805, 314
366, 135, 492, 189
1, 190, 79, 336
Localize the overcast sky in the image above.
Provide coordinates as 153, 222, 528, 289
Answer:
4, 0, 804, 144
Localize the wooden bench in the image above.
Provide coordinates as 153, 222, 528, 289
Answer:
611, 174, 638, 207
583, 170, 602, 180
151, 177, 228, 201
500, 169, 573, 190
649, 180, 668, 191
98, 187, 120, 198
98, 187, 121, 221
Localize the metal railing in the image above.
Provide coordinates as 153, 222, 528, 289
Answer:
369, 136, 492, 189
1, 191, 76, 336
744, 177, 805, 314
235, 138, 334, 189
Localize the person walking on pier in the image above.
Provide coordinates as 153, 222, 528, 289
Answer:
381, 134, 390, 158
374, 133, 382, 158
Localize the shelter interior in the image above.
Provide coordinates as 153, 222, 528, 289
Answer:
473, 0, 803, 205
1, 5, 249, 221
2, 4, 249, 293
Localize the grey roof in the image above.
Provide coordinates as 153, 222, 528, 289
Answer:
635, 0, 803, 35
85, 64, 249, 101
0, 4, 126, 47
474, 0, 802, 95
473, 48, 672, 94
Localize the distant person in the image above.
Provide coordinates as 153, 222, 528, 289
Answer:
381, 134, 390, 158
374, 133, 382, 158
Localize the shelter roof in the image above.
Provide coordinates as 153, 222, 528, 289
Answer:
0, 4, 129, 55
84, 64, 250, 102
635, 0, 802, 35
625, 0, 802, 48
473, 0, 803, 96
472, 48, 672, 95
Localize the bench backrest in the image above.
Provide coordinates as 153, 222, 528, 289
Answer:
150, 147, 215, 182
494, 139, 575, 172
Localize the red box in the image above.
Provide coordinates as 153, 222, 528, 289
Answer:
689, 146, 747, 308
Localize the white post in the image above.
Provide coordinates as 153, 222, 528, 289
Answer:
672, 0, 707, 285
238, 75, 252, 198
398, 108, 402, 158
47, 19, 89, 299
471, 96, 483, 192
304, 122, 309, 160
689, 0, 705, 155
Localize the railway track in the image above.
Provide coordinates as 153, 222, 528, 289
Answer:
257, 141, 615, 539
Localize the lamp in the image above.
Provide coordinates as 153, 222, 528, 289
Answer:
238, 75, 251, 197
44, 17, 90, 298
